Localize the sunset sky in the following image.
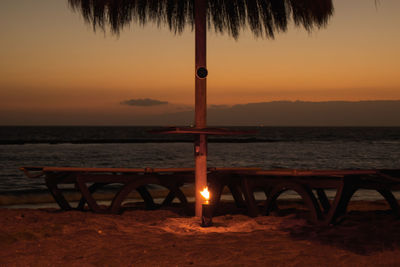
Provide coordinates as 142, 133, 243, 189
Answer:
1, 0, 400, 125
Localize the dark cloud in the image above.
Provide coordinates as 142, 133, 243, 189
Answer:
207, 100, 400, 126
121, 98, 168, 107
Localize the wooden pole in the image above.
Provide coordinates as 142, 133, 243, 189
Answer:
194, 0, 207, 217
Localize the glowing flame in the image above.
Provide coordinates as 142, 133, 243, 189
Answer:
200, 187, 210, 202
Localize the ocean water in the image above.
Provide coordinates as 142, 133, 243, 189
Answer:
0, 126, 399, 200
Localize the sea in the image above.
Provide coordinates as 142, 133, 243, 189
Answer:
1, 126, 400, 205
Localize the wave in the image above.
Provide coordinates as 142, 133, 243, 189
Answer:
0, 138, 286, 145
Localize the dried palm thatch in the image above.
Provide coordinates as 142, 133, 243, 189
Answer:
68, 0, 333, 39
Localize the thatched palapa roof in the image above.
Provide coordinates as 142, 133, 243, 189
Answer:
68, 0, 333, 38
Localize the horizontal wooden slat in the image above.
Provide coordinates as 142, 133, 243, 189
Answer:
243, 169, 378, 177
43, 166, 146, 173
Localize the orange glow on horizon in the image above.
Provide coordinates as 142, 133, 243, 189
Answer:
1, 0, 400, 125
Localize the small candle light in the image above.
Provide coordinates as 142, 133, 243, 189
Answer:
200, 187, 213, 227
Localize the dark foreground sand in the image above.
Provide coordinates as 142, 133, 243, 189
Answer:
1, 201, 400, 266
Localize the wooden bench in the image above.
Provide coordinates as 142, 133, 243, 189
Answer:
20, 166, 261, 214
21, 167, 195, 213
22, 166, 399, 224
235, 169, 400, 225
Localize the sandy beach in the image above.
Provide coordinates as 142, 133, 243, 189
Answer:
1, 200, 400, 266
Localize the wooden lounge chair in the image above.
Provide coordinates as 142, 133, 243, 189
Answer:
235, 169, 400, 225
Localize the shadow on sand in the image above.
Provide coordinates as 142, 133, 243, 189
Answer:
274, 201, 400, 255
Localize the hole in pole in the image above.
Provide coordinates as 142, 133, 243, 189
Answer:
196, 67, 208, 79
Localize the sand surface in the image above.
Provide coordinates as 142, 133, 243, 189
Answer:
1, 201, 400, 266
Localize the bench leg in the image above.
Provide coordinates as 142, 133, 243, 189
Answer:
45, 175, 72, 211
110, 177, 160, 214
161, 187, 188, 206
208, 180, 223, 207
241, 178, 259, 217
263, 187, 278, 212
377, 189, 400, 217
162, 191, 176, 206
316, 189, 331, 212
75, 176, 108, 213
137, 186, 157, 210
228, 183, 246, 208
77, 182, 108, 210
159, 179, 188, 206
324, 183, 356, 225
265, 182, 322, 224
